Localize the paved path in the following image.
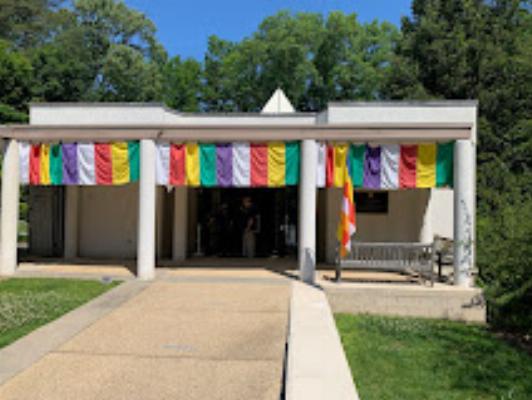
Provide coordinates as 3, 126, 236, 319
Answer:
0, 270, 290, 400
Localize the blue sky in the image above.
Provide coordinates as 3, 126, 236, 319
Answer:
124, 0, 412, 60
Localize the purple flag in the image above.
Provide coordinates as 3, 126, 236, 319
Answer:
216, 144, 233, 187
62, 143, 79, 184
363, 145, 381, 189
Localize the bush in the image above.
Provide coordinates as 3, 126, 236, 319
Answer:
19, 202, 28, 220
477, 194, 532, 335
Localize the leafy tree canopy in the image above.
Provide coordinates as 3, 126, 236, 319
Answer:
202, 11, 398, 112
0, 0, 167, 105
162, 56, 202, 111
387, 0, 532, 184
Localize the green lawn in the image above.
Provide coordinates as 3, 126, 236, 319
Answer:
0, 278, 119, 348
336, 314, 532, 400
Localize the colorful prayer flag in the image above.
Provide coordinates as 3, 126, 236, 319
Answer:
337, 163, 356, 258
19, 141, 140, 186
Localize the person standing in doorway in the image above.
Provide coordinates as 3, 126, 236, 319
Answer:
240, 196, 257, 258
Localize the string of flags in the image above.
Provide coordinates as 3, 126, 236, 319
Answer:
18, 142, 139, 185
17, 141, 454, 189
316, 142, 453, 189
156, 142, 300, 187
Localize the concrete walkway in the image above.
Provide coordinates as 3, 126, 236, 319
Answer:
0, 269, 290, 400
287, 281, 359, 400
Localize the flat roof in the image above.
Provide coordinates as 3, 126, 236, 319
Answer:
1, 100, 476, 142
327, 100, 478, 108
29, 102, 317, 118
0, 122, 473, 142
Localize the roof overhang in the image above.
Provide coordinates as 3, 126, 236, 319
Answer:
0, 123, 472, 142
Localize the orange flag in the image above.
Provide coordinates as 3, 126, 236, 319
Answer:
337, 164, 356, 258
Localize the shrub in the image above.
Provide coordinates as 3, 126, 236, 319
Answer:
477, 194, 532, 335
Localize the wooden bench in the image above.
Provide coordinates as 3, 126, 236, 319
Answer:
336, 242, 435, 286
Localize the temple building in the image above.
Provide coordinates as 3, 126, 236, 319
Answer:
0, 90, 477, 286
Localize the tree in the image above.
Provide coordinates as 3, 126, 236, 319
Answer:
386, 0, 532, 333
30, 19, 97, 102
311, 12, 399, 109
95, 44, 162, 101
477, 193, 532, 334
252, 11, 324, 111
162, 56, 202, 111
202, 36, 237, 111
22, 0, 167, 103
71, 0, 166, 101
386, 0, 531, 180
0, 0, 65, 49
200, 11, 398, 112
0, 40, 32, 122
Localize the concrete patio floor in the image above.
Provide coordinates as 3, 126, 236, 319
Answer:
0, 269, 291, 400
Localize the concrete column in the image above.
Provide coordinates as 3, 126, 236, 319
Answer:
1, 139, 20, 275
137, 139, 156, 280
453, 139, 476, 287
419, 189, 433, 243
298, 139, 317, 283
155, 187, 164, 259
172, 187, 188, 262
64, 186, 79, 259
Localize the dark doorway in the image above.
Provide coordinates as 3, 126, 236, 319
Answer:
196, 188, 298, 257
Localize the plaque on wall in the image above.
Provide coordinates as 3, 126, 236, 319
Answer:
354, 191, 388, 214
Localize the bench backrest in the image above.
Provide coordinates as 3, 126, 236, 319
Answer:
339, 242, 434, 271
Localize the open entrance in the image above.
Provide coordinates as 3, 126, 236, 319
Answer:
194, 188, 298, 258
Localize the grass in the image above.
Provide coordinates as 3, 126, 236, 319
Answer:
0, 278, 119, 348
336, 314, 532, 400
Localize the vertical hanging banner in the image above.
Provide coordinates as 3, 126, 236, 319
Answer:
380, 144, 400, 190
216, 143, 233, 187
19, 141, 140, 186
200, 143, 217, 187
399, 145, 418, 189
436, 142, 454, 187
77, 142, 96, 185
267, 142, 286, 187
316, 142, 327, 188
110, 142, 130, 185
170, 144, 186, 185
333, 144, 349, 188
40, 143, 51, 185
363, 145, 381, 189
18, 142, 31, 185
127, 141, 140, 182
250, 143, 268, 187
185, 142, 200, 186
232, 142, 250, 187
62, 143, 79, 185
349, 144, 365, 188
285, 142, 300, 186
416, 144, 437, 188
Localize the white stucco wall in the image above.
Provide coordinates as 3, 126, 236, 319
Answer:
321, 188, 438, 263
29, 103, 315, 126
325, 101, 477, 141
429, 188, 454, 239
78, 185, 138, 259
